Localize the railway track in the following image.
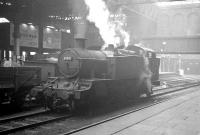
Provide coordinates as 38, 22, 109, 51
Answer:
0, 109, 47, 123
59, 81, 200, 135
152, 81, 200, 97
1, 76, 200, 135
0, 110, 73, 134
153, 75, 200, 91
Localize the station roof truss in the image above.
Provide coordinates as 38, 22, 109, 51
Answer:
0, 0, 196, 24
0, 0, 72, 25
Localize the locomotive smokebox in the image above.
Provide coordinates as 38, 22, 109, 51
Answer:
74, 35, 87, 49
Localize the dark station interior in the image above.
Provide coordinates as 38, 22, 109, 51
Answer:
0, 0, 200, 135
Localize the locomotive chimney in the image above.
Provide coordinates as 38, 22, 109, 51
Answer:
74, 35, 86, 49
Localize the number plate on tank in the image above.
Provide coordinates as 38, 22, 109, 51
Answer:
64, 56, 72, 61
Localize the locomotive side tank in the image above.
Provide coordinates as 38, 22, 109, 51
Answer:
58, 48, 108, 79
42, 38, 159, 110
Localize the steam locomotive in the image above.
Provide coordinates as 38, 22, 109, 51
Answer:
35, 38, 160, 110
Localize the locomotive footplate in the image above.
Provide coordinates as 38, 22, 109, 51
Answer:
42, 78, 93, 110
41, 77, 154, 110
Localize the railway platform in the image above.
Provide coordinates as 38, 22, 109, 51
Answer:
71, 85, 200, 135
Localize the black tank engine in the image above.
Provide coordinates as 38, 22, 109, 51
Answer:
38, 39, 160, 110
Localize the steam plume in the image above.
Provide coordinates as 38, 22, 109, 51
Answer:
84, 0, 130, 48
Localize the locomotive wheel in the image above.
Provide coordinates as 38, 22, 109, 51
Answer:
10, 95, 25, 108
68, 99, 76, 112
46, 95, 57, 110
68, 99, 83, 112
143, 78, 153, 97
10, 86, 33, 108
10, 92, 26, 108
134, 89, 141, 99
35, 92, 45, 105
146, 86, 153, 97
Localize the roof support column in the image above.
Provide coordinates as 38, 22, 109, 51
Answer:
38, 23, 43, 54
13, 21, 20, 62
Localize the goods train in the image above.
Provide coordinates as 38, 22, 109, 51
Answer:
0, 54, 58, 107
33, 38, 160, 111
0, 66, 41, 106
0, 53, 58, 107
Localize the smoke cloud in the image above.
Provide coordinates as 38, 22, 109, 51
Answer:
84, 0, 130, 48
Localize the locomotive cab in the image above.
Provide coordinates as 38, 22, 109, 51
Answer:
125, 45, 160, 86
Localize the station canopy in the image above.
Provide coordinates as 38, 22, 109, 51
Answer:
0, 0, 72, 25
1, 0, 198, 24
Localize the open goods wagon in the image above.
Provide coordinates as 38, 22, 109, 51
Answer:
0, 66, 41, 106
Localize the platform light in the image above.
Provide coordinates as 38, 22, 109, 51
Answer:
22, 51, 26, 61
162, 41, 167, 45
0, 17, 10, 23
66, 29, 71, 33
9, 51, 12, 58
46, 27, 52, 33
30, 52, 36, 55
5, 2, 11, 6
21, 23, 28, 28
3, 50, 6, 59
48, 15, 82, 21
29, 24, 36, 30
46, 25, 55, 29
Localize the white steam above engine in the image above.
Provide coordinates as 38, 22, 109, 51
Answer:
83, 0, 130, 49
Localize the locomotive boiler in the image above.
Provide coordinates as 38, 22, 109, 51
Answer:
40, 38, 160, 110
